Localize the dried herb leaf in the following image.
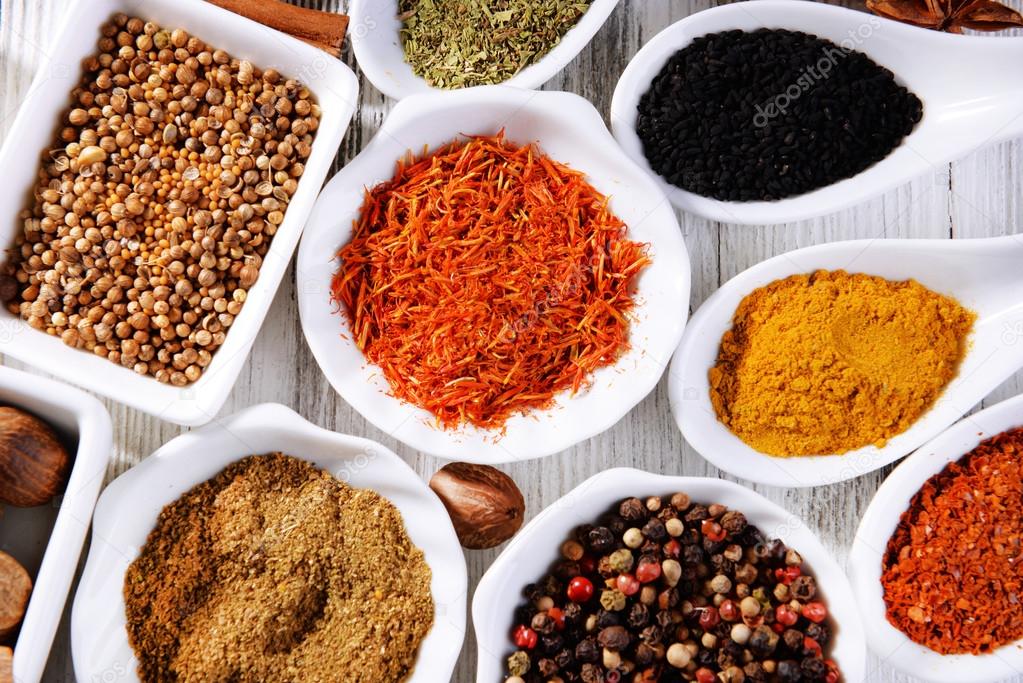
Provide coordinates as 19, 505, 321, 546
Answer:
867, 0, 1023, 32
398, 0, 593, 88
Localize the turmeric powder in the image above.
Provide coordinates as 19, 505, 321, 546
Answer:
709, 270, 975, 457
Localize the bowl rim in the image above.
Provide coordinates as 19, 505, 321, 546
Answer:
0, 0, 359, 426
849, 391, 1023, 683
295, 85, 691, 463
472, 468, 868, 683
0, 365, 112, 683
70, 401, 467, 683
349, 0, 623, 100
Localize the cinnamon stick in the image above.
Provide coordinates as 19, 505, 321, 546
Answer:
207, 0, 348, 57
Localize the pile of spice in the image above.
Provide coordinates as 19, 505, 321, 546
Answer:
123, 453, 433, 683
881, 428, 1023, 655
635, 29, 923, 201
710, 270, 974, 457
0, 14, 320, 386
331, 133, 649, 430
398, 0, 593, 88
504, 493, 840, 682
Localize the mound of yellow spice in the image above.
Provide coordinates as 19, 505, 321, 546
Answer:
709, 270, 974, 457
123, 453, 433, 683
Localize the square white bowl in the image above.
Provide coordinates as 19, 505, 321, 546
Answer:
0, 0, 359, 426
0, 365, 112, 683
71, 403, 467, 683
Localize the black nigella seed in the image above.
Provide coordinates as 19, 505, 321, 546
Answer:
635, 28, 923, 202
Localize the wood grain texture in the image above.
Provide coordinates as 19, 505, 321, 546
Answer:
0, 1, 1020, 681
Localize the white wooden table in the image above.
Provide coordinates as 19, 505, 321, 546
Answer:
1, 1, 1021, 681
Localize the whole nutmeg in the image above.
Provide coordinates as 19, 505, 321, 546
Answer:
0, 551, 31, 641
428, 462, 524, 550
0, 406, 70, 507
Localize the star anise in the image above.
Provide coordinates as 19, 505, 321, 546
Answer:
866, 0, 1023, 32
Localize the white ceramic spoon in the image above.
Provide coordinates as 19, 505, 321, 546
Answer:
611, 0, 1023, 224
850, 391, 1023, 683
669, 234, 1023, 488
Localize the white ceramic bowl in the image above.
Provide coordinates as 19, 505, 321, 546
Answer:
0, 366, 112, 683
0, 0, 358, 426
610, 0, 1023, 224
669, 236, 1023, 489
71, 403, 466, 683
296, 86, 690, 463
349, 0, 621, 100
473, 468, 868, 682
849, 392, 1023, 683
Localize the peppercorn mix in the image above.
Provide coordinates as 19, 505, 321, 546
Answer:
504, 493, 840, 682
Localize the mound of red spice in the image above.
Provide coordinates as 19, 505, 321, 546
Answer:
881, 427, 1023, 654
331, 133, 650, 430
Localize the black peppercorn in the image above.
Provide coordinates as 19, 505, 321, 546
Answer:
744, 661, 767, 682
720, 510, 747, 535
580, 663, 602, 683
749, 625, 779, 656
642, 517, 667, 541
639, 624, 663, 645
532, 612, 556, 635
627, 602, 650, 629
597, 625, 630, 650
684, 505, 709, 522
541, 633, 564, 655
777, 659, 802, 682
782, 628, 804, 653
805, 622, 829, 647
538, 658, 559, 677
555, 648, 575, 669
575, 637, 600, 663
588, 526, 616, 554
563, 602, 583, 625
801, 656, 828, 681
790, 575, 817, 601
619, 497, 646, 521
596, 609, 620, 628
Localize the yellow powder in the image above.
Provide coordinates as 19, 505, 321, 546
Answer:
709, 270, 975, 457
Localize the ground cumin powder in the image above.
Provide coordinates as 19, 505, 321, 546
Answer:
123, 453, 433, 683
709, 270, 974, 456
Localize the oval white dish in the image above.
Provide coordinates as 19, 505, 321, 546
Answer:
669, 235, 1023, 488
349, 0, 621, 100
0, 366, 112, 683
473, 468, 868, 682
70, 403, 466, 683
849, 391, 1023, 683
296, 86, 690, 464
610, 0, 1023, 224
0, 0, 359, 426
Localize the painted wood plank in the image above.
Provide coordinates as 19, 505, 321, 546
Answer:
0, 1, 1019, 681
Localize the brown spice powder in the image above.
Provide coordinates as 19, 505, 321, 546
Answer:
123, 453, 433, 682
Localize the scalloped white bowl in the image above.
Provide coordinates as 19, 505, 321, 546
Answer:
70, 403, 466, 683
349, 0, 621, 100
296, 86, 690, 463
0, 0, 358, 426
473, 469, 867, 682
850, 392, 1023, 683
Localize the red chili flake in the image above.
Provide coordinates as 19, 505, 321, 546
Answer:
804, 636, 822, 657
332, 133, 650, 431
882, 427, 1023, 655
547, 607, 565, 630
663, 539, 681, 558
